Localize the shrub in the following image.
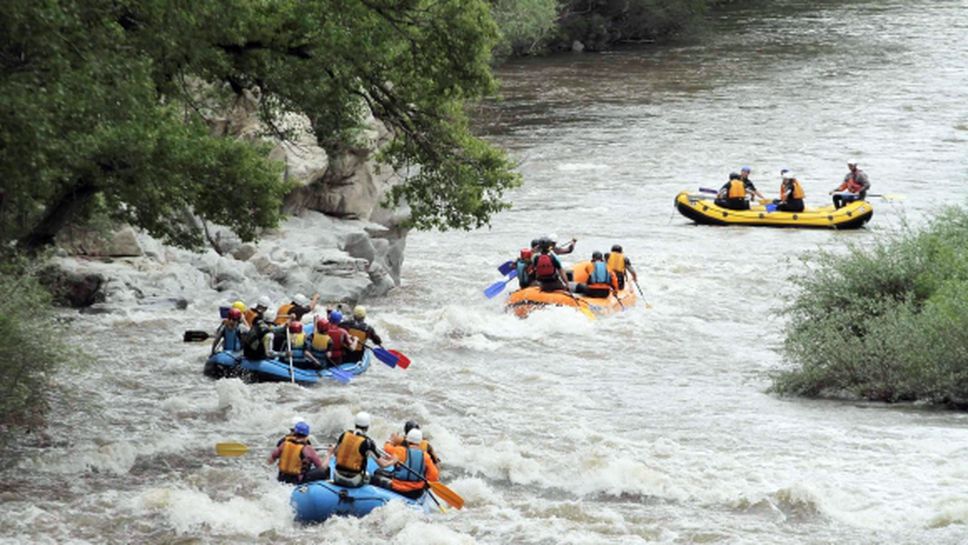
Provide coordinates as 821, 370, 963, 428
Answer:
773, 207, 968, 406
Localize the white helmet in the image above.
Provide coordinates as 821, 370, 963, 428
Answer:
256, 295, 271, 309
406, 428, 423, 444
847, 159, 859, 166
547, 233, 558, 243
293, 293, 309, 306
783, 171, 796, 179
355, 411, 371, 429
262, 307, 277, 323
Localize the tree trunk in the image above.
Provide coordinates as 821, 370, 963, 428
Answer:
18, 180, 99, 252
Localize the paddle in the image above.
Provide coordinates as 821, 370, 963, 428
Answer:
303, 351, 352, 384
565, 290, 597, 321
387, 349, 411, 369
377, 447, 464, 510
484, 270, 518, 299
867, 193, 905, 202
184, 330, 211, 342
286, 328, 295, 384
368, 345, 398, 368
497, 260, 515, 275
698, 187, 719, 194
215, 441, 263, 457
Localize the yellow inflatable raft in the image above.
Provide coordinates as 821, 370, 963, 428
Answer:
505, 260, 637, 318
674, 191, 873, 229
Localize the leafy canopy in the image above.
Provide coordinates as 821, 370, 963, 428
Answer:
0, 0, 519, 250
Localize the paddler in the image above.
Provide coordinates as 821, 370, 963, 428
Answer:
273, 292, 319, 325
738, 166, 767, 201
531, 239, 570, 292
577, 251, 617, 298
515, 248, 534, 289
715, 172, 752, 210
340, 306, 382, 364
605, 244, 637, 291
329, 411, 381, 487
267, 421, 329, 484
386, 420, 441, 465
774, 171, 806, 212
830, 160, 870, 208
211, 307, 246, 355
371, 428, 440, 500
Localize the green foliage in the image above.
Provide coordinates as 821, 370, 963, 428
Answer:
490, 0, 560, 57
0, 259, 68, 431
1, 0, 519, 250
773, 208, 968, 405
556, 0, 710, 51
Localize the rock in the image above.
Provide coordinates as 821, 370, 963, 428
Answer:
572, 40, 585, 53
38, 266, 106, 308
57, 225, 144, 257
341, 232, 376, 263
365, 262, 397, 298
232, 243, 257, 262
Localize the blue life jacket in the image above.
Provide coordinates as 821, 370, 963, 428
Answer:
589, 261, 610, 284
394, 447, 426, 482
223, 327, 242, 352
516, 260, 530, 282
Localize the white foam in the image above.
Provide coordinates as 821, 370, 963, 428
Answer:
136, 484, 293, 535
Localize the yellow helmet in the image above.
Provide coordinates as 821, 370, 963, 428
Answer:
353, 305, 366, 319
232, 300, 247, 312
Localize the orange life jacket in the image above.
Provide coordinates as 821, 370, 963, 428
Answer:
278, 435, 307, 476
844, 174, 864, 193
335, 431, 366, 474
727, 179, 746, 199
274, 303, 294, 325
781, 180, 805, 200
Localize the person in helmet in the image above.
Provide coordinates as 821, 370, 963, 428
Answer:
371, 428, 440, 500
267, 421, 328, 484
774, 171, 806, 212
211, 307, 247, 355
546, 233, 577, 256
577, 251, 618, 298
329, 411, 381, 487
340, 306, 383, 364
716, 172, 752, 210
830, 160, 870, 208
243, 308, 289, 360
738, 166, 767, 201
531, 239, 570, 292
605, 244, 637, 291
243, 295, 272, 327
274, 292, 320, 326
514, 248, 535, 290
306, 313, 356, 366
387, 420, 441, 465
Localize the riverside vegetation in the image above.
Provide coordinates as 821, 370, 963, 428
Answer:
773, 207, 968, 406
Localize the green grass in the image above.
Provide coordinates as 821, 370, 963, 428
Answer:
772, 207, 968, 406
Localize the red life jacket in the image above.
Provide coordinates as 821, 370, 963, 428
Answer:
534, 254, 556, 280
845, 174, 864, 193
325, 323, 344, 363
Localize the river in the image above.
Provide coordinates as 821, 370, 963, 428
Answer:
3, 0, 967, 544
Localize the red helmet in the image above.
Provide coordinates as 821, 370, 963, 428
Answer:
289, 321, 303, 333
315, 316, 328, 328
520, 248, 533, 260
227, 308, 243, 321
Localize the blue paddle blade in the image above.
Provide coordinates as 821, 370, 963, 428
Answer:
765, 204, 778, 212
326, 367, 352, 384
372, 346, 399, 368
497, 260, 515, 275
484, 280, 507, 299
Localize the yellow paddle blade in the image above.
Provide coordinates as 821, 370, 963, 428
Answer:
215, 442, 250, 457
429, 481, 464, 510
578, 304, 597, 321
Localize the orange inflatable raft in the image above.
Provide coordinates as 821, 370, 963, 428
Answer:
505, 260, 638, 318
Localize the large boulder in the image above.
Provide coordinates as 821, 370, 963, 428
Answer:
56, 225, 143, 257
38, 266, 106, 308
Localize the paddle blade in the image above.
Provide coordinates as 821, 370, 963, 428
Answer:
184, 330, 210, 342
497, 260, 515, 275
579, 305, 597, 321
698, 187, 718, 194
429, 481, 464, 510
765, 204, 778, 213
372, 346, 399, 368
484, 280, 508, 299
215, 442, 250, 457
326, 366, 352, 384
388, 349, 411, 369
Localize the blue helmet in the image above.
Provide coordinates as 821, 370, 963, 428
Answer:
740, 166, 751, 173
329, 310, 343, 324
294, 421, 310, 436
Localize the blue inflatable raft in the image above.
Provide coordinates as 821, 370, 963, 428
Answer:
204, 348, 371, 385
290, 459, 435, 523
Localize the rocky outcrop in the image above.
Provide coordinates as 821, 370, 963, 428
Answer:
56, 225, 143, 257
38, 266, 106, 308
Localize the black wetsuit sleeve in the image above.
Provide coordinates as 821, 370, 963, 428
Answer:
369, 326, 382, 346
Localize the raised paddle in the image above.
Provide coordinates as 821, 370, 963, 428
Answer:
497, 260, 515, 276
386, 349, 411, 369
484, 270, 518, 299
377, 447, 464, 510
285, 328, 295, 384
366, 344, 399, 368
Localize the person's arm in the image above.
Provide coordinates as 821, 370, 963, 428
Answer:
340, 328, 358, 351
424, 453, 439, 482
625, 258, 638, 282
427, 443, 440, 465
557, 263, 569, 289
211, 325, 225, 355
303, 445, 324, 469
859, 172, 871, 192
267, 445, 283, 464
369, 325, 383, 346
553, 239, 576, 255
747, 181, 765, 200
609, 271, 619, 292
831, 176, 849, 194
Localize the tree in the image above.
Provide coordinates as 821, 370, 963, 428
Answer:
0, 0, 519, 251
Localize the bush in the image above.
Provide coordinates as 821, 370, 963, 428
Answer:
490, 0, 559, 56
0, 258, 68, 433
772, 207, 968, 405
